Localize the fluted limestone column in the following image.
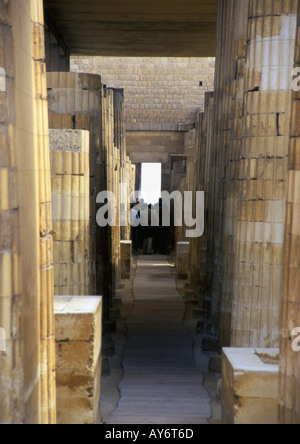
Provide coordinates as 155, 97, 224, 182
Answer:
231, 0, 297, 347
50, 129, 90, 296
101, 87, 122, 309
217, 0, 248, 347
186, 92, 214, 317
47, 72, 102, 297
34, 4, 56, 423
0, 0, 55, 424
279, 3, 300, 424
207, 0, 235, 344
205, 0, 249, 347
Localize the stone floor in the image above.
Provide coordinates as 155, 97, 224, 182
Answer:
101, 255, 222, 425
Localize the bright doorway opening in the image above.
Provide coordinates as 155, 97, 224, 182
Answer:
141, 163, 162, 205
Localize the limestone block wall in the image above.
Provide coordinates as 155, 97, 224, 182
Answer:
71, 57, 214, 193
71, 57, 215, 132
279, 3, 300, 424
0, 0, 55, 424
50, 129, 90, 296
127, 130, 185, 193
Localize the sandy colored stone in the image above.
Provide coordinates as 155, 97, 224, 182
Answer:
222, 348, 279, 424
54, 296, 102, 425
176, 242, 190, 280
120, 241, 132, 279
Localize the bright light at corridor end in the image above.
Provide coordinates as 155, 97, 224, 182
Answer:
141, 163, 162, 204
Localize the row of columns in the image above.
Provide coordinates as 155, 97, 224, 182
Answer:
1, 0, 300, 425
0, 0, 136, 424
175, 0, 300, 423
47, 73, 135, 320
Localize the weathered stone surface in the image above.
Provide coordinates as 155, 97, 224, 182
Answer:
71, 57, 215, 191
49, 129, 89, 153
222, 348, 279, 424
47, 74, 136, 322
0, 0, 56, 425
176, 242, 189, 280
50, 129, 90, 296
279, 4, 300, 424
120, 241, 132, 279
54, 296, 102, 424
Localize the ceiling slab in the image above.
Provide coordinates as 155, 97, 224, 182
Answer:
43, 0, 218, 57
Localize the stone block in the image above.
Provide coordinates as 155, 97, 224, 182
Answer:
176, 241, 189, 280
120, 240, 132, 279
222, 348, 279, 424
178, 123, 195, 132
54, 296, 102, 424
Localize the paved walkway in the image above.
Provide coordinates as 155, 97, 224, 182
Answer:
106, 255, 211, 424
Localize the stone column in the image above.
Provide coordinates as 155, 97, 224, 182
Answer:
50, 129, 90, 296
279, 3, 300, 424
217, 0, 249, 347
206, 0, 249, 347
186, 92, 214, 320
0, 0, 56, 424
231, 0, 298, 347
120, 241, 132, 279
176, 242, 190, 280
47, 72, 102, 297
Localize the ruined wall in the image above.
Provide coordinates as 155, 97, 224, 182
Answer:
0, 0, 55, 424
279, 2, 300, 424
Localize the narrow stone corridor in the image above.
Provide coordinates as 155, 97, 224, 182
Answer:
105, 256, 211, 425
2, 0, 300, 426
